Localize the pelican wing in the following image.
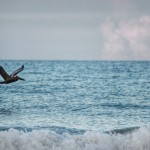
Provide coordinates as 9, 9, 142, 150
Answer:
10, 65, 24, 77
0, 66, 10, 81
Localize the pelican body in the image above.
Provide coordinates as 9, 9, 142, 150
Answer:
0, 65, 25, 84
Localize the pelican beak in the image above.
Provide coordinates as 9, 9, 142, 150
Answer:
18, 76, 25, 81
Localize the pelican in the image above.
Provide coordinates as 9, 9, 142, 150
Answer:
0, 65, 25, 84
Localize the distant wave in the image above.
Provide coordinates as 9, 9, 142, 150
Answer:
101, 103, 150, 110
0, 126, 149, 150
105, 126, 140, 135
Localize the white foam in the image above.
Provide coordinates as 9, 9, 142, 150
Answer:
0, 126, 149, 150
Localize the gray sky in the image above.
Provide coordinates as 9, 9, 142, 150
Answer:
0, 0, 150, 60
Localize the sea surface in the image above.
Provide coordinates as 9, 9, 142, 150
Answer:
0, 60, 150, 150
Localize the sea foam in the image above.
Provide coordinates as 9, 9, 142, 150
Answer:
0, 126, 149, 150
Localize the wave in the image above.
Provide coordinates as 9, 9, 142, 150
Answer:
0, 126, 86, 135
105, 126, 140, 135
101, 103, 150, 110
0, 126, 149, 150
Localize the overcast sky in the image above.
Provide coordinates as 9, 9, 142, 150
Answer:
0, 0, 150, 60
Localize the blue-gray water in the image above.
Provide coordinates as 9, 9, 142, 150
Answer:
0, 60, 150, 150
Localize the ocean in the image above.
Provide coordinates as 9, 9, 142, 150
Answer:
0, 60, 150, 150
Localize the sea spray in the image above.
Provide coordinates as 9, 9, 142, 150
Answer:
0, 127, 149, 150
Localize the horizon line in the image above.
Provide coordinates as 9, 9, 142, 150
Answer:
0, 59, 150, 62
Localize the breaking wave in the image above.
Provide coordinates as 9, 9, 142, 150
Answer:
0, 126, 149, 150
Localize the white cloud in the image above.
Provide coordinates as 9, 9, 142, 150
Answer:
100, 16, 150, 60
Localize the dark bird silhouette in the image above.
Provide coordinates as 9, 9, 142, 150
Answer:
0, 65, 25, 84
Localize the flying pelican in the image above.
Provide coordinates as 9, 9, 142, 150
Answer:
0, 65, 25, 84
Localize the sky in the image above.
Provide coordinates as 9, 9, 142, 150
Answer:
0, 0, 150, 60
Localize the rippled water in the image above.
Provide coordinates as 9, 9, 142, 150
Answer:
0, 60, 150, 150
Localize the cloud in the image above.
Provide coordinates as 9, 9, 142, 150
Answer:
100, 16, 150, 60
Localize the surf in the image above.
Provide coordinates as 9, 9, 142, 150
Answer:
0, 126, 149, 150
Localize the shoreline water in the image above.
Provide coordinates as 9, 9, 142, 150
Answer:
0, 60, 150, 149
0, 126, 149, 150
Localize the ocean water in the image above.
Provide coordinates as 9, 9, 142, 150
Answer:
0, 60, 150, 150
